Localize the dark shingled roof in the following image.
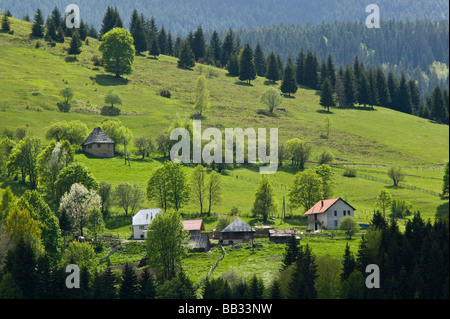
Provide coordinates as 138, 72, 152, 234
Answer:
82, 127, 115, 146
221, 218, 255, 233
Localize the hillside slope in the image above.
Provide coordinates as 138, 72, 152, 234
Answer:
0, 18, 448, 221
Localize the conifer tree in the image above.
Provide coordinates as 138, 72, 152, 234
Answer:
343, 64, 357, 107
295, 48, 305, 86
226, 54, 239, 76
376, 67, 390, 107
398, 72, 413, 114
1, 14, 11, 32
158, 25, 167, 55
177, 39, 195, 69
254, 42, 266, 77
166, 32, 174, 56
341, 243, 356, 283
327, 54, 336, 88
431, 85, 447, 123
138, 267, 156, 299
31, 8, 45, 38
149, 37, 160, 58
192, 25, 206, 61
303, 50, 318, 89
68, 30, 82, 56
334, 74, 346, 107
238, 43, 257, 84
282, 235, 300, 269
129, 9, 147, 54
265, 52, 280, 83
221, 28, 235, 67
119, 263, 139, 299
357, 66, 371, 107
387, 71, 399, 110
320, 77, 335, 112
280, 57, 298, 96
209, 30, 222, 64
100, 6, 122, 38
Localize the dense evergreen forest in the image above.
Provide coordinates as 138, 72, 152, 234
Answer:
2, 0, 449, 35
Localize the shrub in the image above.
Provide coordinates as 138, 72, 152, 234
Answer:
343, 167, 357, 177
92, 55, 103, 66
100, 105, 121, 116
57, 101, 71, 112
160, 88, 171, 98
35, 41, 42, 49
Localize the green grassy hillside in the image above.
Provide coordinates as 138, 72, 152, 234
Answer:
1, 17, 448, 227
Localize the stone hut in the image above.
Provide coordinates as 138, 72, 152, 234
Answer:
81, 127, 115, 158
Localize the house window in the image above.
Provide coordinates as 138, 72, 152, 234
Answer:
140, 234, 144, 239
334, 220, 338, 227
343, 211, 346, 216
334, 210, 337, 216
97, 144, 101, 148
348, 210, 351, 216
88, 145, 92, 149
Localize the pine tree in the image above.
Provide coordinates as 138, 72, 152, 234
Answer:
238, 43, 257, 84
376, 67, 390, 107
303, 50, 318, 89
398, 72, 413, 114
295, 48, 305, 86
280, 57, 298, 96
50, 6, 63, 29
119, 263, 139, 299
341, 243, 356, 282
357, 66, 371, 107
343, 64, 357, 107
192, 25, 206, 61
158, 25, 167, 55
209, 30, 222, 64
431, 85, 447, 123
31, 8, 45, 38
100, 6, 122, 38
221, 28, 235, 67
1, 14, 11, 32
320, 77, 335, 112
149, 37, 160, 58
177, 40, 195, 69
327, 54, 336, 88
276, 54, 284, 79
138, 267, 156, 299
68, 30, 82, 56
254, 42, 266, 77
265, 52, 279, 83
408, 79, 421, 115
226, 54, 239, 76
282, 235, 300, 269
166, 32, 174, 56
130, 9, 147, 54
387, 71, 399, 110
334, 74, 346, 107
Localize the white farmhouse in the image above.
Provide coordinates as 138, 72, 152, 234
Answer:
304, 198, 355, 231
132, 208, 163, 239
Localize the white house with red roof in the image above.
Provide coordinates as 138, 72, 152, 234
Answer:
304, 198, 355, 231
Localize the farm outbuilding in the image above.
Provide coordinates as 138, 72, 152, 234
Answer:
219, 217, 255, 245
183, 219, 210, 252
269, 229, 299, 244
81, 127, 115, 158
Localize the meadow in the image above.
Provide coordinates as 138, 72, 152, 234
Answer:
0, 17, 448, 284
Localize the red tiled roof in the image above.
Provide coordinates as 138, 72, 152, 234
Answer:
182, 219, 205, 231
304, 198, 341, 215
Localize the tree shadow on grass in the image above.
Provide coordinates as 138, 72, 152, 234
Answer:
436, 201, 449, 219
316, 109, 334, 114
94, 74, 129, 86
234, 81, 253, 87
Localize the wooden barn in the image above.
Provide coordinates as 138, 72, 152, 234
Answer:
219, 217, 255, 245
81, 127, 115, 158
183, 219, 210, 252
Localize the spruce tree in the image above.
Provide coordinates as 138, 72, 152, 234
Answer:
177, 40, 195, 69
303, 50, 318, 89
2, 14, 11, 32
119, 263, 139, 299
408, 79, 421, 115
139, 267, 156, 299
343, 64, 357, 107
341, 243, 356, 282
238, 43, 257, 84
209, 30, 222, 64
100, 6, 122, 38
192, 25, 206, 61
320, 77, 335, 112
387, 71, 399, 110
398, 72, 413, 114
221, 28, 235, 67
295, 48, 305, 86
334, 74, 346, 107
254, 42, 266, 77
130, 9, 147, 54
68, 30, 82, 56
226, 54, 239, 76
431, 85, 447, 123
282, 235, 300, 269
280, 57, 298, 96
166, 32, 173, 56
31, 8, 45, 38
149, 37, 160, 58
376, 67, 390, 107
265, 52, 280, 83
357, 66, 371, 107
327, 54, 336, 88
158, 25, 167, 55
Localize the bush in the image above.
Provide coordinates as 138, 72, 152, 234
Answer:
343, 167, 357, 177
57, 101, 71, 112
35, 41, 42, 49
318, 151, 334, 165
160, 88, 171, 98
92, 55, 103, 66
100, 105, 121, 116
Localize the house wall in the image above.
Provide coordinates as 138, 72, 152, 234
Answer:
133, 224, 148, 240
220, 232, 254, 245
83, 143, 114, 158
307, 199, 354, 230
